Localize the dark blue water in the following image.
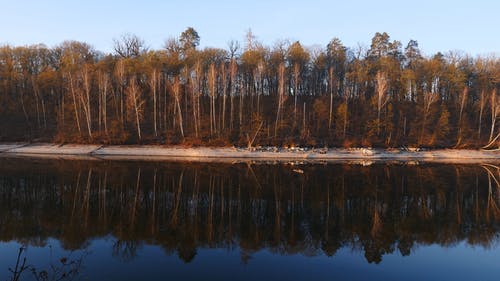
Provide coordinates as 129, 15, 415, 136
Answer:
0, 158, 499, 281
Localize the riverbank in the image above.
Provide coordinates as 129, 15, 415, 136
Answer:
0, 143, 500, 163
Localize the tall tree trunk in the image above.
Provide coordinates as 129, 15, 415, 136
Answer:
127, 77, 143, 140
68, 72, 82, 136
275, 63, 286, 137
173, 79, 184, 138
328, 67, 334, 130
376, 71, 388, 136
456, 87, 467, 146
489, 89, 498, 143
81, 67, 93, 139
478, 90, 486, 140
150, 69, 158, 137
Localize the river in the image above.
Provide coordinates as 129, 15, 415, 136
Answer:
0, 158, 499, 280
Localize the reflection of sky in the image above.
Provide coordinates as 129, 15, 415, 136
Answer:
1, 239, 499, 281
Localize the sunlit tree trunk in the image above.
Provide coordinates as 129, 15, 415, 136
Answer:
328, 67, 334, 130
81, 65, 93, 139
275, 63, 286, 137
67, 72, 82, 136
98, 71, 109, 135
489, 89, 498, 143
149, 69, 158, 137
478, 90, 486, 140
115, 59, 126, 130
419, 92, 438, 145
221, 63, 228, 131
208, 63, 217, 136
456, 87, 468, 146
376, 71, 389, 136
173, 78, 184, 138
126, 76, 144, 140
229, 59, 238, 132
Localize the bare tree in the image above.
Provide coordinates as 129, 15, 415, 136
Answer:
478, 90, 487, 140
80, 64, 93, 139
113, 34, 147, 58
149, 68, 159, 137
293, 63, 300, 127
419, 92, 438, 145
484, 89, 500, 149
97, 70, 109, 135
456, 87, 468, 146
220, 62, 228, 131
228, 40, 240, 59
126, 76, 144, 140
172, 78, 184, 138
328, 67, 335, 130
375, 71, 389, 135
208, 63, 217, 136
229, 58, 238, 132
275, 63, 286, 137
66, 71, 82, 136
114, 59, 126, 129
190, 61, 202, 138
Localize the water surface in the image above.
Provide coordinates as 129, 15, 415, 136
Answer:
0, 158, 499, 280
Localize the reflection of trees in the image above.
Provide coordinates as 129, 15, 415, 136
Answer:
7, 246, 86, 281
0, 159, 500, 264
112, 239, 142, 262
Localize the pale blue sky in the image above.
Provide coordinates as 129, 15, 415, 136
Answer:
1, 0, 498, 56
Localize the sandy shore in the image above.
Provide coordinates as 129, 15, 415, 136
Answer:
0, 143, 499, 163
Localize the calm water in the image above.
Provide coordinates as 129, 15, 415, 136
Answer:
0, 158, 499, 281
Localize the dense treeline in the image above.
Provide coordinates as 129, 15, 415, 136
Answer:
1, 29, 500, 147
0, 160, 499, 263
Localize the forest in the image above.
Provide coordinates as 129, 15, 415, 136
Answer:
1, 28, 499, 148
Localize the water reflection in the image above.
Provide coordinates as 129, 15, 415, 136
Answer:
6, 246, 86, 281
0, 158, 499, 266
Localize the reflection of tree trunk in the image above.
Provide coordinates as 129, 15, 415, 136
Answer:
208, 175, 215, 243
219, 177, 225, 236
237, 183, 241, 232
475, 175, 480, 222
192, 170, 200, 243
171, 169, 184, 226
371, 192, 382, 237
83, 169, 92, 228
325, 183, 330, 238
290, 185, 296, 244
151, 168, 157, 234
371, 207, 382, 237
482, 164, 500, 221
130, 168, 141, 228
71, 171, 82, 220
455, 167, 462, 225
273, 175, 281, 242
101, 171, 107, 226
486, 174, 498, 222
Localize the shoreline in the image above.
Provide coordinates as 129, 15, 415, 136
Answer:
0, 143, 500, 164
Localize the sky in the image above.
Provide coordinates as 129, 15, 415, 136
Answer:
1, 0, 499, 56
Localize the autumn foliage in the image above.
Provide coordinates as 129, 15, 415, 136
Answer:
1, 31, 499, 148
